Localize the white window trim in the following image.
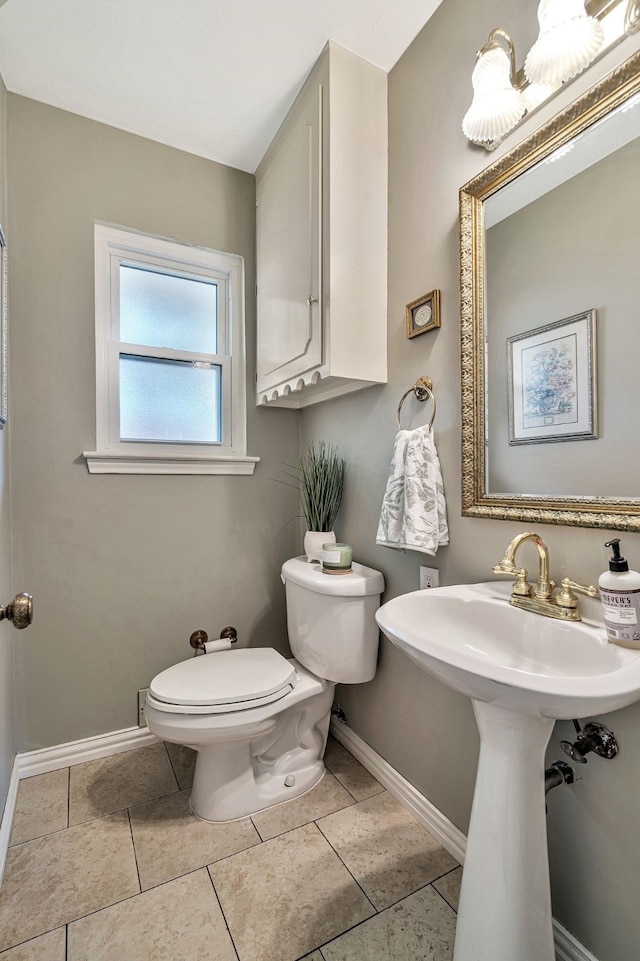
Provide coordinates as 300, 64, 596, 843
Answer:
84, 223, 258, 475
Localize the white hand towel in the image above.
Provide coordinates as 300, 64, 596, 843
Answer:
376, 425, 449, 555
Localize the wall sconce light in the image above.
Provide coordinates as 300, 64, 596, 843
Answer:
524, 0, 604, 86
462, 0, 638, 148
625, 0, 640, 33
462, 29, 526, 146
521, 81, 559, 112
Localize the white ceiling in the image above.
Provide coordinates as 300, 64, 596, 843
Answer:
0, 0, 443, 173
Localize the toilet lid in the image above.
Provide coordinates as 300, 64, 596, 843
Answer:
149, 648, 297, 708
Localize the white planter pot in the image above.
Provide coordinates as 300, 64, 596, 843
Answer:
304, 530, 336, 562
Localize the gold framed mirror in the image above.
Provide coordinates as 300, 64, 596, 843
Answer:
460, 49, 640, 531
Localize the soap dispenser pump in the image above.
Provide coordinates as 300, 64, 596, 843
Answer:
599, 538, 640, 648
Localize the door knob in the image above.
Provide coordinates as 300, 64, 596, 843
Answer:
0, 592, 33, 629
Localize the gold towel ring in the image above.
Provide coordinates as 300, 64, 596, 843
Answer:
396, 376, 436, 431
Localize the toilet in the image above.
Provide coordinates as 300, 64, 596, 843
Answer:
145, 556, 385, 821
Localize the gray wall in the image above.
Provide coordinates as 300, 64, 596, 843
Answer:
302, 2, 640, 959
487, 138, 640, 496
6, 5, 640, 959
0, 71, 15, 812
7, 95, 301, 751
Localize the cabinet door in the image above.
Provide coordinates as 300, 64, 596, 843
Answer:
256, 81, 323, 394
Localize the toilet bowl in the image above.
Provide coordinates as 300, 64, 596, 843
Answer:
145, 556, 384, 821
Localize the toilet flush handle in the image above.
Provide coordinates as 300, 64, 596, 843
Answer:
0, 592, 33, 630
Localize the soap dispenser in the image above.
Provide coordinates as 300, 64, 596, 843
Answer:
599, 538, 640, 648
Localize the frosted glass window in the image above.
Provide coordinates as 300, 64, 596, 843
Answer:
120, 265, 218, 353
120, 355, 221, 443
89, 224, 248, 473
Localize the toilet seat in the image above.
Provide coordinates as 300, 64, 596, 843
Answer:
149, 647, 298, 715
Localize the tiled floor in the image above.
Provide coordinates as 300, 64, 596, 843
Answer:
0, 735, 462, 960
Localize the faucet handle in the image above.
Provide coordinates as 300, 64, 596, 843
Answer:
492, 562, 533, 597
556, 577, 598, 610
512, 568, 534, 597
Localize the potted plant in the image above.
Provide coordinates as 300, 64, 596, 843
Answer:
292, 442, 346, 561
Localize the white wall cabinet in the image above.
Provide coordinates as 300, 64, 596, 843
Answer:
256, 43, 387, 408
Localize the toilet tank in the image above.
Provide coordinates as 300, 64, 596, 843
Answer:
281, 556, 385, 684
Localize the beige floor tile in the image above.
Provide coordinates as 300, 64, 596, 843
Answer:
302, 954, 324, 961
433, 866, 462, 912
0, 812, 139, 952
324, 738, 384, 802
251, 772, 354, 841
210, 822, 375, 961
0, 927, 66, 960
321, 885, 457, 961
317, 791, 459, 910
9, 769, 68, 845
165, 741, 197, 789
129, 788, 260, 890
69, 743, 179, 825
68, 868, 236, 961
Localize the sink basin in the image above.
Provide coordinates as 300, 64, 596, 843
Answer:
376, 581, 640, 718
376, 581, 640, 961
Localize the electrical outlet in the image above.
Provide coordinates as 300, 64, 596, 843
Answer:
138, 688, 149, 726
419, 566, 440, 589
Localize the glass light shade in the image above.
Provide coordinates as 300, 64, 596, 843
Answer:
462, 46, 526, 144
525, 0, 604, 86
626, 0, 640, 35
522, 80, 559, 112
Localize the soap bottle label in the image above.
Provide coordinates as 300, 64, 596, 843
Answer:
600, 587, 640, 644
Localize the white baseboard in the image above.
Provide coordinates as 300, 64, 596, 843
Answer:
329, 719, 599, 961
0, 726, 158, 890
553, 922, 601, 961
18, 725, 159, 778
0, 756, 20, 887
330, 718, 467, 863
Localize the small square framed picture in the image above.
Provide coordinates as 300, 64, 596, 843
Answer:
406, 289, 440, 339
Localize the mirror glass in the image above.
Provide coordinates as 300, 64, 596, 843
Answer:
460, 50, 640, 530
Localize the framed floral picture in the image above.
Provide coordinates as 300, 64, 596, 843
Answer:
405, 289, 440, 339
507, 309, 597, 445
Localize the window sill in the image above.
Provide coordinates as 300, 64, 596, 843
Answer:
83, 451, 260, 475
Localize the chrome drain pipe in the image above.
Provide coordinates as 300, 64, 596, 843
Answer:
545, 760, 575, 795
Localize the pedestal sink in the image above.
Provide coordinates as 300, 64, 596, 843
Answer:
375, 581, 640, 961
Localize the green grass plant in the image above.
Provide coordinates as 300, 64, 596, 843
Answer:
285, 441, 345, 532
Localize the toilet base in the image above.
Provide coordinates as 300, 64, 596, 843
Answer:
189, 746, 326, 821
187, 680, 334, 820
146, 661, 336, 822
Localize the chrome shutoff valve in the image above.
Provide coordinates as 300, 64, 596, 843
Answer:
561, 721, 618, 764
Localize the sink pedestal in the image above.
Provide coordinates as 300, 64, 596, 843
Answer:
375, 581, 640, 959
454, 702, 556, 961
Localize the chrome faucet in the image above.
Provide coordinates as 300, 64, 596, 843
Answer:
492, 531, 598, 621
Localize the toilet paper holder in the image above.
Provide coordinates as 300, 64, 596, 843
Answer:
190, 626, 238, 652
